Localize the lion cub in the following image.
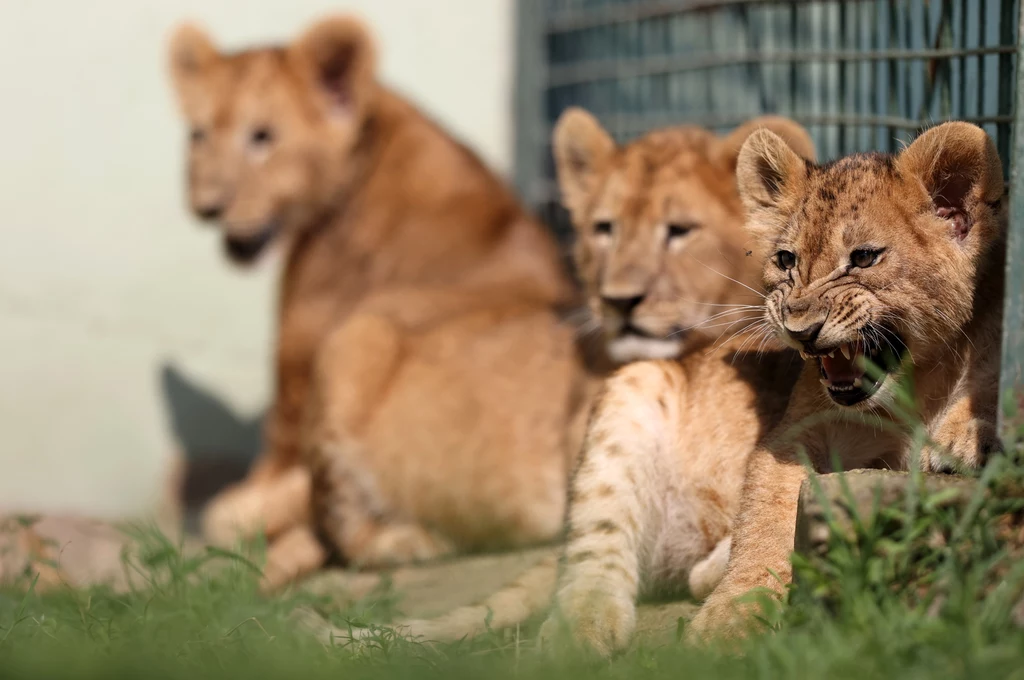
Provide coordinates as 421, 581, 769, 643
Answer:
689, 121, 1005, 639
168, 16, 590, 581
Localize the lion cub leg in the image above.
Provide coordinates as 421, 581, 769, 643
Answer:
688, 447, 807, 641
540, 361, 708, 656
924, 394, 1001, 473
201, 464, 312, 547
307, 314, 454, 570
260, 523, 328, 592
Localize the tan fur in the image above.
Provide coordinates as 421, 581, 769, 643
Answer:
0, 521, 64, 591
555, 108, 816, 363
329, 113, 815, 649
537, 341, 801, 655
168, 16, 592, 579
688, 121, 1006, 641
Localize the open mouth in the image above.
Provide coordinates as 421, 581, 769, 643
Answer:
223, 223, 279, 265
808, 328, 906, 407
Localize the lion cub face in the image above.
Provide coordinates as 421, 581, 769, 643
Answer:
553, 110, 815, 363
168, 17, 377, 265
737, 122, 1005, 409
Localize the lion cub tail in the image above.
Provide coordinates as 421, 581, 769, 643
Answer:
295, 555, 559, 644
388, 554, 559, 641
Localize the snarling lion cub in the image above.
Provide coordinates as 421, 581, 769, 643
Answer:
301, 111, 816, 647
168, 15, 593, 582
688, 120, 1005, 640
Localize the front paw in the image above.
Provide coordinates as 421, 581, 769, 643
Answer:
925, 418, 1002, 473
201, 483, 268, 546
686, 591, 746, 644
538, 587, 636, 657
686, 580, 780, 644
260, 525, 327, 592
350, 523, 454, 569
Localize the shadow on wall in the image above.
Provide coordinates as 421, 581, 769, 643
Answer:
160, 363, 266, 532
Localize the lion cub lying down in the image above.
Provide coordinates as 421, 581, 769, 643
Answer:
687, 120, 1006, 640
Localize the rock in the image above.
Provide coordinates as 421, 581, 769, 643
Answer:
635, 601, 699, 646
794, 469, 977, 559
300, 546, 560, 619
0, 514, 207, 593
0, 516, 131, 591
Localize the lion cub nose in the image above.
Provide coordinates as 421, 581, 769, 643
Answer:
786, 320, 824, 347
602, 295, 644, 318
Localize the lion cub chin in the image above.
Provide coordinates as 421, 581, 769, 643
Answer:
688, 120, 1006, 641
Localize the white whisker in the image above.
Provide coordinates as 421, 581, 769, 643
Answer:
675, 316, 764, 336
683, 256, 766, 300
704, 319, 770, 356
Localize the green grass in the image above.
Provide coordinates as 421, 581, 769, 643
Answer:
2, 418, 1023, 679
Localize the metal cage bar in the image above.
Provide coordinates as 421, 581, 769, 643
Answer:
1003, 3, 1024, 429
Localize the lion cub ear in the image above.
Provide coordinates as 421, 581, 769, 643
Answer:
168, 23, 219, 115
736, 128, 808, 217
291, 16, 378, 121
552, 108, 616, 222
716, 116, 817, 173
896, 121, 1004, 244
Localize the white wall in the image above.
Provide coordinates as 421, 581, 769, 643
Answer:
0, 0, 514, 518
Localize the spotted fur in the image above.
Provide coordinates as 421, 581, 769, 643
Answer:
538, 344, 800, 655
689, 121, 1006, 641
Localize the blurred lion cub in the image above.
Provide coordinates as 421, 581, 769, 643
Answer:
168, 15, 591, 583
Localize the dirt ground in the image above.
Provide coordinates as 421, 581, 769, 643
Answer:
4, 471, 949, 642
0, 517, 697, 642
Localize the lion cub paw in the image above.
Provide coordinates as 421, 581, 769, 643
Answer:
688, 536, 732, 601
201, 483, 268, 547
350, 523, 455, 569
686, 580, 775, 645
260, 525, 328, 592
538, 587, 636, 657
925, 417, 1002, 473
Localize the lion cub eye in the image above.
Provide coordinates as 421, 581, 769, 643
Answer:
249, 126, 275, 148
850, 248, 883, 269
775, 250, 797, 271
593, 221, 613, 237
667, 222, 697, 242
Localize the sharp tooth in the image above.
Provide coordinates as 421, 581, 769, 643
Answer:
853, 377, 862, 388
828, 350, 836, 358
841, 344, 852, 361
799, 350, 809, 360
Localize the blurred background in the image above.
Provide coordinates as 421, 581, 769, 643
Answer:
1, 0, 1021, 522
0, 1, 515, 519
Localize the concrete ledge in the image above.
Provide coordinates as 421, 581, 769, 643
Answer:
795, 469, 977, 559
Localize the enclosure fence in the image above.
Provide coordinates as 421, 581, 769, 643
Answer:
513, 0, 1024, 430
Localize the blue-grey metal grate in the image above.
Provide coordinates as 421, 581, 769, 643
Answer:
512, 0, 1024, 428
